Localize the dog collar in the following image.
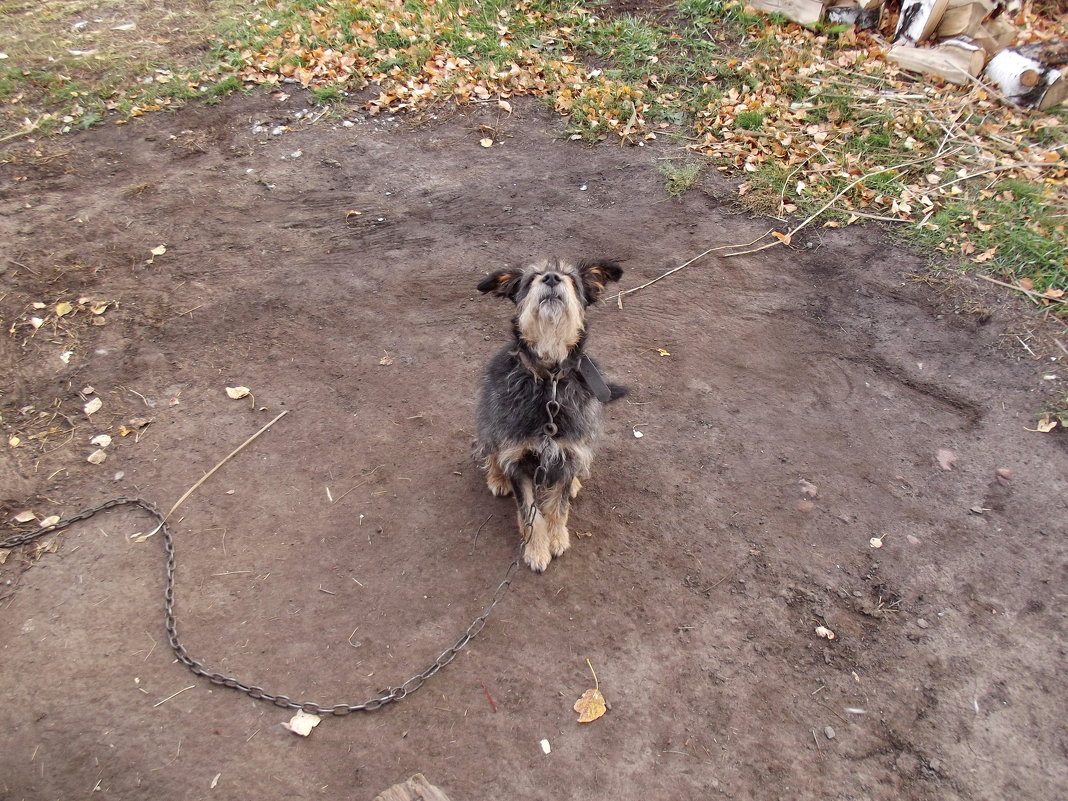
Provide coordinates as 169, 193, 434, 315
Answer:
578, 354, 614, 403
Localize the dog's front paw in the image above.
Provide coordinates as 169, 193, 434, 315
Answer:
523, 540, 553, 573
570, 477, 582, 498
488, 476, 513, 497
549, 526, 571, 557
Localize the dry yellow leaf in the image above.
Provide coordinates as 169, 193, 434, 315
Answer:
55, 301, 74, 317
574, 658, 607, 723
574, 688, 607, 723
225, 386, 251, 399
480, 137, 494, 147
150, 245, 167, 257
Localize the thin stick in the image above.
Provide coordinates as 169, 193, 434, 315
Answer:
612, 232, 773, 306
153, 685, 196, 707
586, 658, 599, 690
144, 410, 289, 538
480, 679, 498, 713
812, 729, 824, 759
977, 274, 1065, 305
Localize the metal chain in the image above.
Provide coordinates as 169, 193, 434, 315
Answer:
1, 498, 520, 715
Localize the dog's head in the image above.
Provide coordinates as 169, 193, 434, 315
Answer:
478, 258, 623, 363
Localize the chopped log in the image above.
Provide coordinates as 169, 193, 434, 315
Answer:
374, 774, 454, 801
895, 0, 952, 44
937, 0, 996, 38
972, 15, 1017, 56
985, 45, 1067, 110
750, 0, 828, 24
888, 38, 987, 83
826, 0, 883, 28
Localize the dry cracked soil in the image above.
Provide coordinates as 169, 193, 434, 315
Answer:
1, 91, 1066, 801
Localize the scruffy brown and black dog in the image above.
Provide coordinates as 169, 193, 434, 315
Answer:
475, 258, 624, 572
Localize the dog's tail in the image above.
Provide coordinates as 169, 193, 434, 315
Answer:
606, 383, 628, 402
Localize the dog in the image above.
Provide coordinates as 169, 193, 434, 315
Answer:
474, 257, 624, 572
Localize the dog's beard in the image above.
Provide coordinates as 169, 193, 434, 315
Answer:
517, 281, 585, 363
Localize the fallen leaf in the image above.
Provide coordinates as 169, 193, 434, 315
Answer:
575, 658, 608, 723
378, 353, 394, 366
498, 100, 512, 112
225, 386, 251, 399
151, 245, 167, 257
282, 711, 321, 736
55, 301, 74, 317
480, 137, 494, 147
9, 435, 21, 447
815, 625, 836, 640
60, 350, 73, 364
39, 515, 60, 528
0, 549, 9, 565
935, 448, 956, 471
90, 434, 113, 448
1030, 417, 1057, 433
632, 429, 644, 438
655, 348, 671, 356
575, 688, 607, 723
84, 397, 103, 416
771, 230, 792, 245
13, 510, 37, 524
87, 449, 108, 464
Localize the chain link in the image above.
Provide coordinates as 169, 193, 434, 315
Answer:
1, 498, 520, 715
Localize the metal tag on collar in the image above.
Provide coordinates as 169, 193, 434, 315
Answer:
578, 354, 613, 403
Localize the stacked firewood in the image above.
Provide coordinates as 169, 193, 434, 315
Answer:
747, 0, 1066, 109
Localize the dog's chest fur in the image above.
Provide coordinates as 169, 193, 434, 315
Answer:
478, 349, 600, 443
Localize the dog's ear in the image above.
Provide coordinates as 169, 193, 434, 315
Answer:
477, 268, 523, 300
577, 259, 624, 303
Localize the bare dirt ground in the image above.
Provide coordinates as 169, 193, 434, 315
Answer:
1, 91, 1066, 801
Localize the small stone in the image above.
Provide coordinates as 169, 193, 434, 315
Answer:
996, 468, 1012, 480
916, 618, 930, 629
824, 726, 836, 740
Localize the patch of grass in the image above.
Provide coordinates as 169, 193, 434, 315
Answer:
661, 161, 703, 196
735, 110, 764, 130
912, 182, 1068, 295
0, 0, 243, 136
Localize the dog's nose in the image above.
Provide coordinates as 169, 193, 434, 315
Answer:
542, 273, 561, 287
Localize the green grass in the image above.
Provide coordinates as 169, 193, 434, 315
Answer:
661, 161, 703, 196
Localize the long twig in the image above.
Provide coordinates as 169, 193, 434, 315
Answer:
143, 410, 289, 538
976, 274, 1066, 305
612, 232, 773, 307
